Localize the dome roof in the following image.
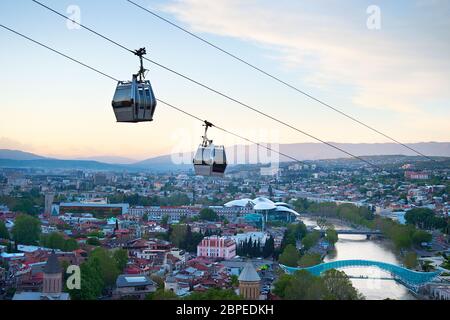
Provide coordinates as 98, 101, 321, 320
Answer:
275, 206, 300, 216
224, 197, 299, 215
224, 199, 253, 207
253, 202, 276, 210
44, 251, 62, 274
238, 262, 261, 282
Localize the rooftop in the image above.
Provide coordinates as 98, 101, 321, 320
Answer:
238, 262, 261, 282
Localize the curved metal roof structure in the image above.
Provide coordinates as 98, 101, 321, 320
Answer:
224, 197, 300, 215
280, 259, 441, 288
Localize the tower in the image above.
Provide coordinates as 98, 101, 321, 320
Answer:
238, 262, 261, 300
42, 250, 63, 296
44, 193, 55, 217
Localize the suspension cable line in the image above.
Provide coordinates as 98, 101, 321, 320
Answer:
0, 23, 316, 169
30, 0, 386, 169
125, 0, 436, 163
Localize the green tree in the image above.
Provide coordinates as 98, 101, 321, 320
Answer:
262, 235, 275, 258
12, 214, 41, 245
69, 258, 104, 300
90, 248, 120, 287
281, 270, 326, 300
412, 230, 432, 246
113, 249, 128, 272
170, 224, 188, 248
278, 244, 300, 267
301, 231, 321, 250
41, 232, 66, 250
185, 288, 241, 300
298, 253, 321, 267
161, 214, 169, 226
199, 208, 219, 221
0, 220, 9, 239
87, 237, 101, 246
325, 228, 338, 245
146, 289, 178, 300
403, 251, 418, 269
64, 238, 79, 251
322, 269, 364, 300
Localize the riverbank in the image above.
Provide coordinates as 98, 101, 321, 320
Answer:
299, 214, 416, 300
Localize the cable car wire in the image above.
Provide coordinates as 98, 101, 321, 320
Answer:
0, 23, 314, 168
125, 0, 436, 163
30, 0, 385, 170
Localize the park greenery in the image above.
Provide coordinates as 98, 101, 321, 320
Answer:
0, 188, 43, 216
278, 244, 301, 267
168, 224, 204, 252
11, 214, 41, 245
0, 220, 9, 239
199, 208, 219, 221
69, 247, 125, 300
273, 269, 364, 300
236, 236, 275, 258
405, 208, 448, 231
40, 232, 79, 251
146, 288, 242, 300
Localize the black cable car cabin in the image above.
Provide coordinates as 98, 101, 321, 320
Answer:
193, 121, 227, 177
111, 48, 157, 123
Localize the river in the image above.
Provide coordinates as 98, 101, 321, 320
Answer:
300, 216, 416, 300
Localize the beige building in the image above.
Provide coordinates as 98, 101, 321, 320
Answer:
238, 262, 261, 300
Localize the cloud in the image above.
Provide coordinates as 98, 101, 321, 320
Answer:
160, 0, 450, 115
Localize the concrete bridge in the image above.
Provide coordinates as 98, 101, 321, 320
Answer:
318, 229, 383, 239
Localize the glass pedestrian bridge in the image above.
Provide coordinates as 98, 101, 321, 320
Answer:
280, 259, 441, 288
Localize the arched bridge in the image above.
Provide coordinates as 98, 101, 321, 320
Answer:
280, 259, 441, 288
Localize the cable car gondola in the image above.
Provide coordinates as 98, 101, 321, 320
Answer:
112, 48, 157, 123
193, 121, 227, 177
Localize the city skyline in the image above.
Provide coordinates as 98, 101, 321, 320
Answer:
1, 0, 449, 160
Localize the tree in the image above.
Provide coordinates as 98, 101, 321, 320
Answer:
412, 230, 432, 246
325, 228, 338, 245
87, 237, 101, 246
146, 289, 178, 300
0, 220, 9, 239
113, 249, 128, 272
322, 269, 364, 300
277, 270, 326, 300
273, 269, 363, 300
89, 248, 120, 288
12, 214, 41, 245
199, 208, 219, 221
403, 251, 418, 269
170, 224, 188, 248
230, 274, 239, 287
185, 288, 241, 300
262, 236, 275, 258
64, 238, 79, 251
278, 244, 300, 267
301, 231, 321, 250
69, 258, 104, 300
298, 253, 321, 267
161, 214, 169, 226
41, 232, 66, 250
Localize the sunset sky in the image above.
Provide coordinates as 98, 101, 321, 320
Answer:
0, 0, 449, 161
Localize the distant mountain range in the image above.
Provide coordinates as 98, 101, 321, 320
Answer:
0, 142, 449, 171
0, 149, 47, 161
